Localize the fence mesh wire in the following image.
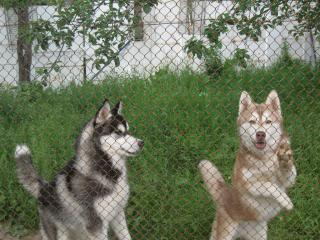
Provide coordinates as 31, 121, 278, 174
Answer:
0, 1, 319, 240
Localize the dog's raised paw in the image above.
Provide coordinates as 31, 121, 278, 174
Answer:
284, 199, 294, 211
278, 194, 294, 211
277, 142, 293, 169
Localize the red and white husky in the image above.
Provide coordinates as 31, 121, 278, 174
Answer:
199, 90, 297, 240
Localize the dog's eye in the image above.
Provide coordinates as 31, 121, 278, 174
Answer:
265, 120, 272, 124
115, 130, 127, 136
249, 120, 256, 124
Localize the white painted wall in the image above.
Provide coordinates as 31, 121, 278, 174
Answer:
0, 1, 319, 86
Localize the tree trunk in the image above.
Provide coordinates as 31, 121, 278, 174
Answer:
17, 5, 32, 83
308, 29, 316, 67
133, 1, 144, 41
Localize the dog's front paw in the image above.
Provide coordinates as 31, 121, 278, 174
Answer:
278, 194, 294, 211
277, 141, 293, 170
284, 198, 294, 211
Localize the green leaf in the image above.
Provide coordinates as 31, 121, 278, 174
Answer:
143, 4, 152, 14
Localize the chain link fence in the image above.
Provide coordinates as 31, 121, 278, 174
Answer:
0, 1, 319, 240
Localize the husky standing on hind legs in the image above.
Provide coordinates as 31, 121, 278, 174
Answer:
15, 99, 144, 240
199, 90, 297, 240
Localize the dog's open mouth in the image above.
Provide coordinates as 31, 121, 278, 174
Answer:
255, 141, 266, 150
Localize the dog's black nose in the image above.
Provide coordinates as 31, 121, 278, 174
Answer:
256, 131, 266, 139
138, 140, 144, 148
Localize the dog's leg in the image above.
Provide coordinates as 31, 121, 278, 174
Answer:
39, 210, 57, 240
277, 143, 297, 189
240, 221, 267, 240
40, 224, 50, 240
87, 226, 109, 240
210, 209, 238, 240
86, 213, 110, 240
247, 182, 293, 210
56, 229, 69, 240
56, 223, 70, 240
85, 206, 104, 236
110, 210, 132, 240
279, 164, 297, 189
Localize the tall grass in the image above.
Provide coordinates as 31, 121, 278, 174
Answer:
0, 60, 319, 239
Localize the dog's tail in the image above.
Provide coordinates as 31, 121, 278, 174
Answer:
15, 145, 42, 198
198, 160, 228, 206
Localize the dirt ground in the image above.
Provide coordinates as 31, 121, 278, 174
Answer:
0, 228, 119, 240
0, 225, 119, 239
0, 226, 40, 240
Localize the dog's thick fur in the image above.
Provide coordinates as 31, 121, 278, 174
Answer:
15, 100, 144, 240
199, 90, 297, 240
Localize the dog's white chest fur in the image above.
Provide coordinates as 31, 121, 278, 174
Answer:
95, 176, 129, 216
94, 156, 130, 221
248, 154, 279, 179
242, 154, 284, 220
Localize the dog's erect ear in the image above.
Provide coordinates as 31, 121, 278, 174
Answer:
112, 101, 123, 115
266, 90, 281, 116
95, 99, 111, 125
239, 91, 252, 115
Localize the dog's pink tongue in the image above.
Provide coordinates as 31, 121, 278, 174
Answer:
255, 142, 266, 150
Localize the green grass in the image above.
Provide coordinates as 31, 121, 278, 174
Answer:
0, 61, 319, 239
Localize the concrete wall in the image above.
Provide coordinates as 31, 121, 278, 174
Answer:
0, 1, 319, 86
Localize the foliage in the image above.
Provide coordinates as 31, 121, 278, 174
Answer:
185, 39, 249, 78
232, 48, 250, 68
185, 39, 223, 77
221, 1, 319, 40
185, 1, 320, 75
276, 40, 295, 67
0, 61, 319, 239
23, 0, 157, 80
0, 0, 52, 8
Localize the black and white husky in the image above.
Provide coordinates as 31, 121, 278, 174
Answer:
15, 100, 144, 240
